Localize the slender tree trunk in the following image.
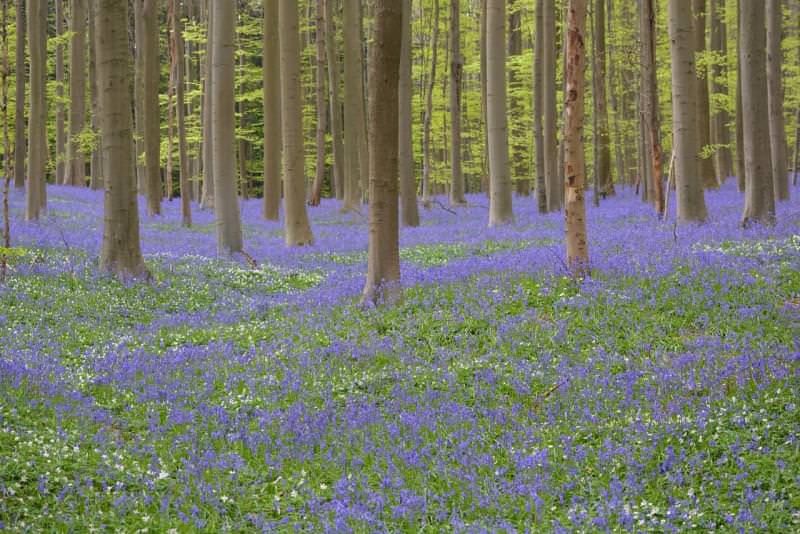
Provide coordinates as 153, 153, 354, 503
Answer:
766, 0, 789, 201
262, 0, 281, 219
607, 0, 625, 192
487, 0, 512, 226
237, 46, 248, 200
166, 52, 175, 201
133, 0, 146, 194
668, 0, 707, 222
398, 0, 419, 226
141, 0, 161, 215
201, 2, 215, 209
543, 0, 559, 212
324, 0, 345, 201
693, 0, 717, 189
508, 7, 528, 196
279, 0, 314, 246
564, 0, 589, 275
449, 0, 466, 205
1, 0, 9, 281
534, 0, 546, 213
88, 0, 102, 190
55, 0, 66, 186
67, 0, 87, 187
13, 0, 24, 189
362, 0, 402, 306
592, 0, 612, 198
480, 0, 489, 194
25, 0, 46, 220
740, 1, 776, 225
422, 0, 440, 206
310, 0, 327, 206
170, 0, 191, 225
342, 0, 364, 211
95, 0, 147, 278
640, 0, 665, 216
212, 0, 244, 254
735, 2, 745, 192
709, 0, 732, 183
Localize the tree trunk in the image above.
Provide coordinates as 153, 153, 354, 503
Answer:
201, 2, 215, 209
564, 0, 589, 275
25, 0, 46, 220
170, 0, 191, 226
709, 0, 732, 183
212, 0, 244, 254
88, 0, 102, 190
237, 45, 248, 200
55, 0, 66, 186
668, 0, 707, 223
480, 0, 489, 194
262, 0, 281, 219
607, 0, 625, 192
449, 0, 466, 205
140, 0, 161, 215
398, 0, 419, 225
310, 0, 327, 207
508, 7, 527, 196
2, 0, 9, 281
487, 0, 512, 226
422, 0, 439, 206
95, 0, 147, 278
543, 0, 559, 212
133, 0, 146, 194
342, 0, 364, 211
279, 0, 314, 246
324, 0, 345, 202
766, 0, 789, 201
534, 0, 546, 213
67, 0, 87, 187
361, 0, 402, 306
735, 2, 745, 193
640, 0, 665, 216
592, 0, 612, 198
740, 1, 776, 225
693, 0, 716, 189
166, 50, 175, 201
13, 0, 24, 189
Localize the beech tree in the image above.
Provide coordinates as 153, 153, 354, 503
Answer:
13, 0, 23, 190
55, 0, 66, 186
138, 0, 161, 215
766, 0, 789, 201
449, 0, 465, 206
25, 0, 46, 220
67, 0, 88, 187
263, 0, 281, 221
640, 0, 665, 216
342, 0, 366, 211
542, 0, 559, 213
94, 0, 147, 278
486, 0, 512, 226
398, 0, 419, 226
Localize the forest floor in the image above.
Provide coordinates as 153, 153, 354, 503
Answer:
1, 181, 799, 532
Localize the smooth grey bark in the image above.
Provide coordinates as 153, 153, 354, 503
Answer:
449, 0, 466, 205
279, 0, 314, 246
133, 0, 145, 194
55, 0, 66, 186
740, 1, 776, 225
362, 0, 402, 306
67, 0, 88, 187
592, 0, 612, 198
421, 0, 439, 206
310, 0, 327, 206
398, 0, 419, 226
13, 0, 24, 189
693, 0, 716, 189
534, 0, 546, 213
668, 0, 707, 222
508, 7, 528, 196
262, 0, 281, 220
640, 0, 665, 216
709, 0, 732, 183
342, 0, 364, 211
95, 0, 147, 278
211, 0, 243, 254
486, 0, 512, 226
324, 0, 345, 201
88, 0, 102, 190
766, 0, 789, 201
201, 2, 215, 209
140, 0, 161, 215
542, 0, 559, 212
170, 0, 191, 226
735, 2, 745, 192
607, 0, 625, 192
25, 0, 46, 220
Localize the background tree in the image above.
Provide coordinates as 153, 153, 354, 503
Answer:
55, 0, 66, 186
693, 0, 716, 190
534, 0, 546, 213
592, 0, 612, 200
362, 0, 402, 306
766, 0, 789, 201
170, 0, 191, 226
640, 0, 664, 216
342, 0, 364, 211
542, 0, 559, 212
67, 0, 88, 187
324, 0, 344, 201
25, 0, 46, 220
486, 0, 512, 226
279, 0, 314, 246
421, 0, 439, 207
668, 0, 707, 223
449, 0, 466, 206
398, 0, 419, 226
140, 0, 161, 215
13, 0, 24, 189
263, 0, 281, 220
95, 0, 147, 278
708, 0, 732, 184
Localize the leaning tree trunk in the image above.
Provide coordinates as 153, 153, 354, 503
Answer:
766, 0, 789, 201
564, 0, 589, 275
279, 0, 314, 246
67, 0, 87, 187
421, 0, 439, 207
486, 0, 513, 226
398, 0, 419, 226
55, 0, 66, 185
13, 0, 24, 189
592, 0, 612, 198
449, 0, 466, 205
740, 1, 776, 225
141, 0, 161, 215
361, 0, 402, 307
25, 0, 46, 220
324, 0, 345, 201
211, 0, 244, 254
342, 0, 364, 211
668, 0, 707, 223
309, 0, 327, 207
709, 0, 732, 183
95, 0, 147, 278
640, 0, 665, 216
534, 0, 546, 213
171, 0, 191, 226
542, 0, 559, 212
262, 0, 281, 220
693, 0, 716, 189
